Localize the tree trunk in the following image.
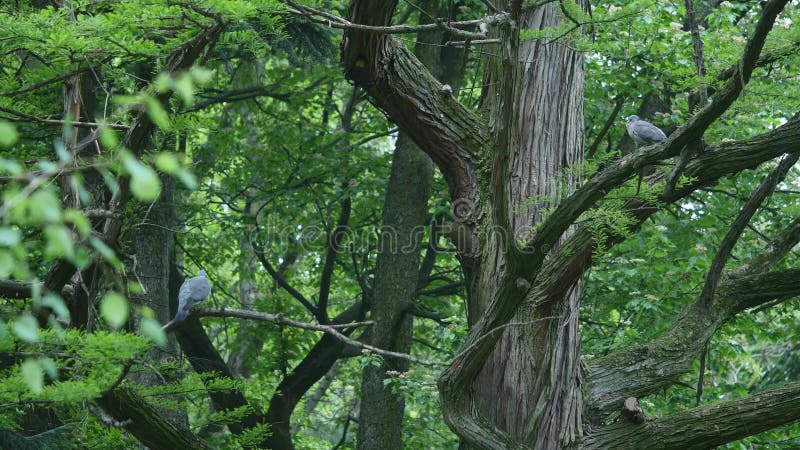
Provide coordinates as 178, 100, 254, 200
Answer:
357, 2, 465, 447
356, 132, 432, 448
467, 3, 585, 447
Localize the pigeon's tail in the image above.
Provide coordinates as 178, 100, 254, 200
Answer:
172, 308, 188, 323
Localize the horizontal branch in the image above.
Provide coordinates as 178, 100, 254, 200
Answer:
0, 280, 39, 299
0, 105, 130, 130
166, 307, 445, 367
584, 382, 800, 449
287, 1, 501, 39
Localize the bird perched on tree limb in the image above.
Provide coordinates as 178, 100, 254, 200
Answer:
172, 270, 210, 323
626, 115, 668, 194
626, 115, 667, 147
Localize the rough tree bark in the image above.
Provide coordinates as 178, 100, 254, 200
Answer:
469, 3, 585, 446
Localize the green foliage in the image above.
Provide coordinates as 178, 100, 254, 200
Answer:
0, 0, 797, 448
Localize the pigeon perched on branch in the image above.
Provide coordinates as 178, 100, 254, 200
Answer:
625, 115, 668, 195
625, 115, 667, 147
172, 270, 210, 323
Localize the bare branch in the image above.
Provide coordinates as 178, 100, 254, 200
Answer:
167, 307, 445, 367
286, 1, 499, 39
586, 94, 625, 159
251, 234, 318, 316
0, 106, 129, 130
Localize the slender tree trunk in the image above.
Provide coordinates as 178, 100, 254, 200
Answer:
356, 133, 432, 449
357, 2, 465, 447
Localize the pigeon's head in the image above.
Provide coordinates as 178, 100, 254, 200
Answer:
198, 270, 207, 277
626, 115, 640, 124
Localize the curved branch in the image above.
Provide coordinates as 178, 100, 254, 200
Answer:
342, 2, 485, 208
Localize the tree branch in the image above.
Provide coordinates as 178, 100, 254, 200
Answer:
318, 196, 352, 323
586, 268, 800, 417
287, 1, 498, 38
584, 382, 800, 449
169, 307, 442, 366
97, 387, 213, 450
342, 1, 486, 212
698, 152, 799, 306
522, 0, 789, 263
586, 94, 625, 159
251, 235, 319, 316
743, 215, 800, 273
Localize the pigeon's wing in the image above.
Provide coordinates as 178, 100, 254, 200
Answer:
189, 276, 211, 304
178, 279, 193, 310
633, 121, 667, 143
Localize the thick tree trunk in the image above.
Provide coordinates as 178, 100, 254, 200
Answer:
467, 3, 585, 447
126, 175, 189, 429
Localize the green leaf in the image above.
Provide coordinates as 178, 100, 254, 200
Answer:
155, 73, 171, 94
39, 294, 70, 320
20, 359, 44, 394
155, 152, 179, 174
0, 122, 18, 148
140, 318, 167, 347
43, 224, 75, 259
174, 74, 194, 106
144, 96, 170, 130
64, 209, 90, 237
99, 127, 120, 150
122, 153, 162, 201
38, 357, 58, 380
0, 250, 14, 278
54, 141, 72, 163
190, 67, 214, 85
176, 167, 198, 190
101, 293, 129, 329
90, 236, 122, 269
0, 158, 22, 175
0, 227, 21, 246
12, 314, 40, 343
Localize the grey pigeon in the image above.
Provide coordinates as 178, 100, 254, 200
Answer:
626, 115, 667, 146
173, 270, 210, 323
